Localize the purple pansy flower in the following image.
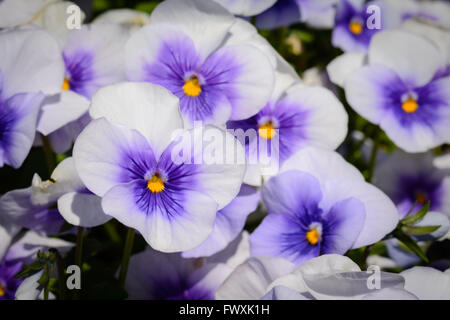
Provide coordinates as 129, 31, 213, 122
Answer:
374, 151, 450, 268
125, 0, 274, 126
0, 28, 63, 168
37, 23, 128, 153
228, 71, 347, 186
345, 30, 450, 152
332, 0, 390, 53
73, 82, 246, 252
249, 147, 398, 265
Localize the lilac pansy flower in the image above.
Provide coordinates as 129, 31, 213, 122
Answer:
327, 19, 450, 88
37, 23, 128, 153
228, 71, 348, 186
332, 0, 389, 53
0, 224, 73, 300
249, 147, 398, 265
73, 82, 246, 252
374, 151, 450, 221
374, 151, 450, 268
125, 0, 275, 127
0, 28, 63, 168
182, 185, 260, 258
345, 30, 450, 153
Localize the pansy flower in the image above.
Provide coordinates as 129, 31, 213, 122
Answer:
228, 71, 348, 185
249, 147, 398, 265
125, 0, 275, 126
37, 23, 128, 153
0, 28, 63, 168
73, 82, 245, 252
327, 19, 450, 87
332, 0, 389, 53
374, 151, 450, 267
345, 30, 450, 153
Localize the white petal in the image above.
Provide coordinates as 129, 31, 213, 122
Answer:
283, 84, 348, 150
0, 28, 64, 97
327, 53, 366, 87
37, 91, 89, 136
89, 82, 183, 158
369, 30, 442, 87
401, 267, 450, 300
58, 192, 112, 227
213, 0, 277, 16
15, 270, 44, 300
31, 157, 84, 206
149, 0, 235, 59
216, 256, 295, 300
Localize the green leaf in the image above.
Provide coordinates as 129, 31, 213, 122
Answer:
401, 201, 430, 225
393, 229, 429, 263
403, 225, 441, 236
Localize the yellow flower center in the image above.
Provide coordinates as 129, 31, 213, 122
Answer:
402, 98, 419, 113
258, 122, 276, 140
0, 283, 5, 297
415, 192, 427, 205
147, 174, 165, 193
306, 228, 320, 245
62, 78, 70, 91
183, 76, 202, 97
349, 21, 363, 35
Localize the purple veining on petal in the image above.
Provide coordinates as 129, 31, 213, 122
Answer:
333, 0, 382, 52
143, 33, 242, 123
373, 72, 443, 129
63, 49, 95, 98
394, 172, 444, 218
228, 98, 310, 164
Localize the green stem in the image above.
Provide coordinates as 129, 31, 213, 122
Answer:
118, 228, 135, 288
54, 251, 66, 300
358, 245, 372, 270
75, 227, 84, 268
367, 128, 381, 183
41, 134, 56, 174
